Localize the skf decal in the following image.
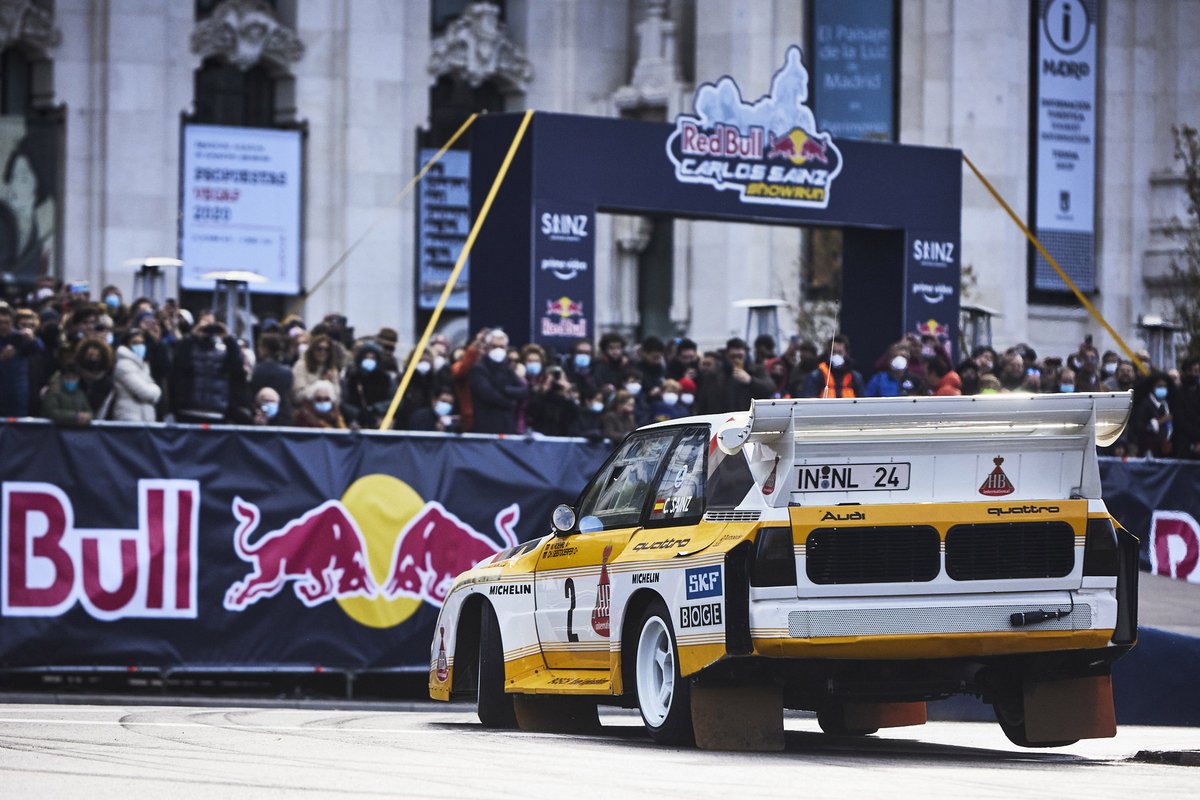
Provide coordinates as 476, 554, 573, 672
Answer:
2, 480, 199, 620
685, 564, 723, 600
979, 456, 1016, 497
679, 602, 722, 629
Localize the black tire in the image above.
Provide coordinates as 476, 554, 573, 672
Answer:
477, 602, 517, 728
634, 600, 693, 746
992, 693, 1077, 748
817, 704, 878, 736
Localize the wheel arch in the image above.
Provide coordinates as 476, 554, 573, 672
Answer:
449, 592, 488, 702
619, 587, 667, 699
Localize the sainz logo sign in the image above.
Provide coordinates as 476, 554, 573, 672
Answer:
666, 46, 843, 209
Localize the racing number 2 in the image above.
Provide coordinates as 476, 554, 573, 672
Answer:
874, 466, 901, 488
564, 578, 580, 642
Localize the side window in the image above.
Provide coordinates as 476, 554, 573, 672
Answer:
647, 427, 707, 526
576, 431, 675, 532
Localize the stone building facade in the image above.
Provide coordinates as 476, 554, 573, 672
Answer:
8, 0, 1198, 362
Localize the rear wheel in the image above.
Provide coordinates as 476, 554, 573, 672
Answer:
635, 601, 693, 745
477, 602, 516, 728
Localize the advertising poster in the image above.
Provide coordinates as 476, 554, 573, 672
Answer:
809, 0, 897, 142
416, 148, 470, 311
532, 199, 594, 349
1031, 0, 1098, 293
0, 115, 59, 284
180, 124, 302, 294
905, 230, 961, 360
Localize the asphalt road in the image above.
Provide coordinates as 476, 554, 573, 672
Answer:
1, 702, 1197, 798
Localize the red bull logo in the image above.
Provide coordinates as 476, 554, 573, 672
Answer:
541, 296, 588, 338
766, 128, 830, 166
2, 480, 199, 620
545, 296, 583, 320
916, 318, 948, 338
224, 498, 378, 610
223, 474, 521, 627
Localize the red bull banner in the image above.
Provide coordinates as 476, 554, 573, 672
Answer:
0, 422, 608, 673
1098, 458, 1200, 581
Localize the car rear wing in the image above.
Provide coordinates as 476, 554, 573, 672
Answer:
714, 393, 1132, 507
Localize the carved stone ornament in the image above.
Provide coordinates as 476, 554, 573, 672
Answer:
0, 0, 62, 54
190, 0, 304, 72
429, 2, 532, 89
613, 0, 682, 113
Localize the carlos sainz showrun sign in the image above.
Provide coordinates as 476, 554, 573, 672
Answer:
666, 46, 843, 209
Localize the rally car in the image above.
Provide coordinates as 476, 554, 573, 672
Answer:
429, 393, 1137, 750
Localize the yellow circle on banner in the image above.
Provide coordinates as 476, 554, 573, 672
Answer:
336, 474, 425, 628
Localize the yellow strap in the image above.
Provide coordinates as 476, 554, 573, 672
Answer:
962, 153, 1148, 375
288, 112, 479, 317
380, 109, 536, 430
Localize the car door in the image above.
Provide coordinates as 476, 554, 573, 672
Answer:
534, 429, 677, 670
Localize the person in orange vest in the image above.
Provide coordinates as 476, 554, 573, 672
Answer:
800, 334, 864, 398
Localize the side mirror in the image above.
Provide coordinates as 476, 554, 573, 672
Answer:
551, 504, 576, 536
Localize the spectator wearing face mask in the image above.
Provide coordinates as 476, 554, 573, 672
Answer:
469, 328, 528, 435
110, 330, 161, 422
1057, 368, 1076, 394
249, 333, 294, 424
253, 387, 284, 426
677, 377, 697, 413
396, 347, 442, 428
409, 389, 458, 433
865, 353, 922, 397
568, 387, 607, 440
40, 364, 92, 426
294, 379, 346, 429
801, 335, 864, 399
652, 378, 688, 422
564, 339, 598, 398
343, 341, 394, 428
1132, 373, 1174, 458
620, 367, 654, 425
99, 285, 129, 328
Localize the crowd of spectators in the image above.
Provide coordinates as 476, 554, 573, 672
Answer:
1, 277, 1198, 459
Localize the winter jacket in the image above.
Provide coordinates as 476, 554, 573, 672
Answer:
111, 346, 162, 422
469, 358, 528, 434
40, 372, 92, 425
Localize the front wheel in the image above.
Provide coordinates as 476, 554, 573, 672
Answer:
477, 602, 517, 728
635, 601, 693, 745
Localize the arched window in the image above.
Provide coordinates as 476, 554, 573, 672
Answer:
193, 57, 276, 127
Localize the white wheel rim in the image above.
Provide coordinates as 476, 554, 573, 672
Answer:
636, 615, 675, 728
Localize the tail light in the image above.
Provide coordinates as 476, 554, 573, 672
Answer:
750, 527, 796, 587
1083, 518, 1118, 576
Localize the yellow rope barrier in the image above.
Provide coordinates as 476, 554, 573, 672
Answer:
379, 109, 536, 430
962, 153, 1149, 376
287, 112, 480, 317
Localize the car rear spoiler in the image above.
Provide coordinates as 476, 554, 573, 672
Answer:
717, 392, 1132, 453
714, 393, 1132, 506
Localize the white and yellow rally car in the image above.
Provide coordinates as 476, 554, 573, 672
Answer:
430, 393, 1137, 749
